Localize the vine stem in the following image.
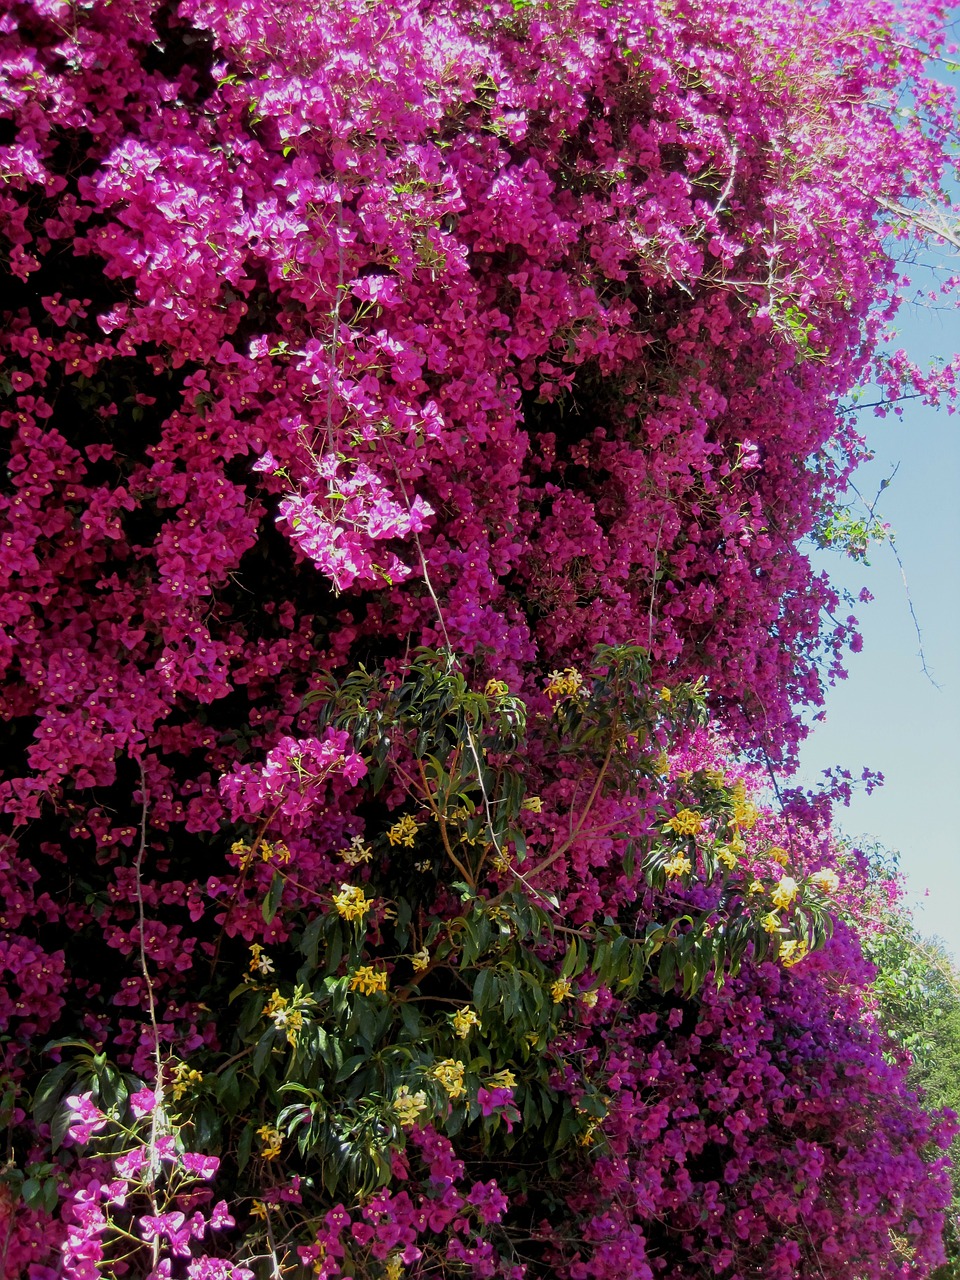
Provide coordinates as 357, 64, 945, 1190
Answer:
519, 725, 619, 887
134, 762, 163, 1255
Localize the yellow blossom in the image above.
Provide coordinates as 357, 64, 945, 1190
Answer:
522, 795, 543, 813
580, 989, 599, 1008
451, 1007, 481, 1038
250, 1199, 268, 1219
387, 815, 419, 847
410, 947, 430, 972
579, 1119, 599, 1146
485, 679, 509, 698
768, 846, 790, 867
749, 880, 764, 895
703, 768, 727, 787
333, 883, 372, 923
550, 977, 573, 1003
780, 939, 809, 968
487, 1069, 517, 1088
350, 965, 388, 996
652, 750, 670, 776
491, 849, 512, 874
718, 847, 738, 871
665, 809, 703, 837
544, 667, 583, 699
171, 1062, 203, 1101
659, 687, 672, 704
663, 853, 692, 879
385, 1255, 404, 1280
432, 1059, 466, 1099
248, 943, 275, 976
256, 1125, 282, 1160
731, 799, 759, 830
761, 912, 781, 934
338, 834, 373, 865
770, 876, 799, 911
256, 834, 285, 865
263, 990, 288, 1019
810, 868, 840, 895
231, 840, 253, 870
393, 1085, 428, 1127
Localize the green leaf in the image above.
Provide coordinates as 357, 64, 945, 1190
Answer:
473, 967, 499, 1012
33, 1062, 75, 1125
253, 1029, 276, 1078
236, 1121, 255, 1173
263, 870, 284, 923
50, 1103, 74, 1155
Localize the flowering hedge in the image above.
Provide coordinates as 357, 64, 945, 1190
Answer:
1, 0, 959, 1275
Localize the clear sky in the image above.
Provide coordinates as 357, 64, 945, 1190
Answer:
794, 292, 960, 957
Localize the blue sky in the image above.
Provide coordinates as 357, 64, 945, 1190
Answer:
794, 293, 960, 958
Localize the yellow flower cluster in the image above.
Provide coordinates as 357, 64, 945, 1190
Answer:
770, 876, 798, 911
394, 1085, 428, 1127
810, 868, 840, 895
451, 1007, 481, 1038
260, 840, 291, 864
550, 977, 572, 1003
718, 847, 738, 870
387, 815, 418, 847
248, 943, 275, 975
491, 848, 512, 874
730, 781, 759, 830
484, 678, 510, 697
487, 1069, 516, 1088
659, 686, 672, 704
768, 846, 790, 867
171, 1061, 203, 1101
410, 947, 430, 972
350, 965, 388, 997
280, 1010, 303, 1045
231, 839, 253, 869
779, 938, 809, 967
580, 988, 599, 1008
663, 853, 692, 879
432, 1059, 466, 1099
262, 988, 304, 1044
333, 883, 372, 922
652, 750, 670, 776
338, 834, 373, 865
544, 667, 583, 699
578, 1119, 600, 1147
731, 799, 759, 830
264, 989, 288, 1019
256, 1124, 282, 1160
761, 912, 780, 934
703, 768, 727, 787
250, 1200, 268, 1220
385, 1255, 404, 1280
232, 838, 290, 867
665, 809, 703, 837
522, 795, 543, 812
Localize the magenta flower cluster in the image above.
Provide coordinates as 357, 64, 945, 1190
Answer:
1, 0, 958, 1275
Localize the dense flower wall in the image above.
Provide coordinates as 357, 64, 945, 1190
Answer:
1, 0, 959, 1275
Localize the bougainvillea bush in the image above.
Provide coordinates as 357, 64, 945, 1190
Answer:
2, 0, 959, 1275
